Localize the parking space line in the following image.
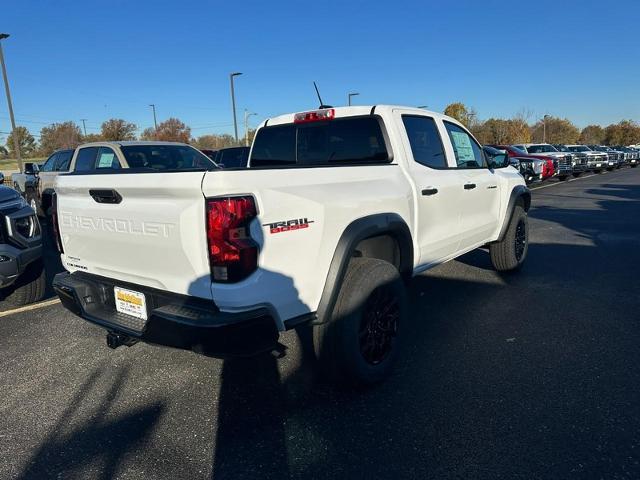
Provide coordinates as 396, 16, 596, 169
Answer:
0, 298, 60, 318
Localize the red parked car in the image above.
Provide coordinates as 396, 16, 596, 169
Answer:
488, 144, 555, 180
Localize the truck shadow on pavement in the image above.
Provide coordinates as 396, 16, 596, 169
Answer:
18, 365, 165, 480
210, 182, 640, 479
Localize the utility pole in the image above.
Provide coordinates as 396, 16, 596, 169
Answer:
244, 109, 257, 147
0, 33, 22, 173
80, 119, 87, 136
229, 72, 242, 143
348, 92, 359, 106
543, 114, 550, 143
149, 104, 158, 131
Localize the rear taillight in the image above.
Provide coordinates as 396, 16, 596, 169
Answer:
51, 193, 64, 254
294, 108, 335, 124
206, 196, 258, 283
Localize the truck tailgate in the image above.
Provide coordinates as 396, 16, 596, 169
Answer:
56, 172, 213, 299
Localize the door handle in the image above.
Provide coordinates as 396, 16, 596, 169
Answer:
464, 183, 477, 190
421, 187, 439, 196
89, 189, 122, 204
487, 185, 498, 189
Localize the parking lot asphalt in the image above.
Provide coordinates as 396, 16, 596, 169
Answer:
1, 169, 639, 480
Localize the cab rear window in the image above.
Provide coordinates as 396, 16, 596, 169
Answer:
250, 116, 390, 167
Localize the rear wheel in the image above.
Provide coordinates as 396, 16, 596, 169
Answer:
490, 204, 528, 272
1, 260, 46, 307
314, 257, 407, 386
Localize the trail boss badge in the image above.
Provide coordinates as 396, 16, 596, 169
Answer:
263, 218, 314, 234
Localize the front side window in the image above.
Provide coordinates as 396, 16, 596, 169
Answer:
74, 147, 99, 172
402, 116, 447, 168
95, 147, 121, 169
528, 144, 557, 153
41, 153, 58, 172
55, 150, 73, 171
250, 116, 390, 167
444, 122, 486, 168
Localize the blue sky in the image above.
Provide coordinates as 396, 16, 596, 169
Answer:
2, 0, 639, 142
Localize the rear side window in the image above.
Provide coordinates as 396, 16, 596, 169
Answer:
402, 116, 447, 168
250, 116, 390, 167
120, 145, 214, 171
443, 122, 486, 169
41, 153, 57, 172
55, 151, 73, 171
74, 147, 99, 172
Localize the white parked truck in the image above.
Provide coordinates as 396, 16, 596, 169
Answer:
52, 106, 531, 385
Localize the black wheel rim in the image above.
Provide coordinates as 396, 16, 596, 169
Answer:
515, 219, 526, 261
358, 285, 400, 365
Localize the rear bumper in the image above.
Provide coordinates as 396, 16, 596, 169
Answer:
53, 271, 279, 357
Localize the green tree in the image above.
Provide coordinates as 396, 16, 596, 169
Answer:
530, 116, 579, 144
579, 125, 605, 144
6, 126, 37, 158
443, 102, 477, 127
140, 118, 191, 143
100, 118, 137, 141
39, 121, 83, 155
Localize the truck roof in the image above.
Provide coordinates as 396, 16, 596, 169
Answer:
260, 105, 455, 128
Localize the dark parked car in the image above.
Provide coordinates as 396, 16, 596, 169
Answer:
214, 146, 250, 168
200, 149, 217, 161
0, 186, 45, 306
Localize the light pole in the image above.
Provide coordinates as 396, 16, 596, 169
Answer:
543, 114, 550, 143
244, 109, 257, 147
149, 104, 158, 131
229, 72, 242, 143
348, 92, 359, 106
0, 33, 22, 173
80, 118, 87, 136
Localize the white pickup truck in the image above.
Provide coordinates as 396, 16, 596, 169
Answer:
52, 106, 531, 385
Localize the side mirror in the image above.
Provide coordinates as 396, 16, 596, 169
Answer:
489, 153, 510, 169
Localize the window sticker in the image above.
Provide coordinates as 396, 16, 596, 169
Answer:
97, 152, 115, 168
450, 131, 475, 162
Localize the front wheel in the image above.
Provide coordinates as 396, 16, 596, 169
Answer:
572, 172, 582, 178
314, 257, 407, 386
490, 204, 529, 272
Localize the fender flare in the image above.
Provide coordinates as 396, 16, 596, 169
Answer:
497, 185, 531, 241
315, 213, 413, 324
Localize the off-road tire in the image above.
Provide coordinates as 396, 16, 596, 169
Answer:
314, 257, 407, 386
490, 204, 529, 272
1, 260, 46, 307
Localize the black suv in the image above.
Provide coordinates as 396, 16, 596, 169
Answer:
0, 187, 45, 306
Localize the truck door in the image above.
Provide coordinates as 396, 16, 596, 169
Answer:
394, 111, 462, 266
441, 121, 501, 249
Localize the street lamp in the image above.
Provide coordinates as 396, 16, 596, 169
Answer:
244, 109, 257, 147
149, 104, 158, 131
80, 119, 88, 136
0, 33, 23, 173
348, 92, 359, 106
543, 114, 550, 143
230, 72, 243, 143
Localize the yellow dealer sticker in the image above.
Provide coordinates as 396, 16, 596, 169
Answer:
114, 287, 147, 320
